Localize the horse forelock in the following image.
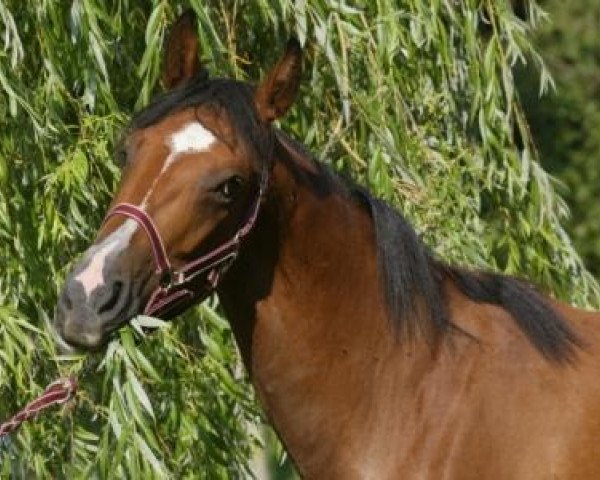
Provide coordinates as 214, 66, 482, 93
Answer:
128, 74, 272, 170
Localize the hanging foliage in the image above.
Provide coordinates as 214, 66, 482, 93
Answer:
0, 0, 597, 478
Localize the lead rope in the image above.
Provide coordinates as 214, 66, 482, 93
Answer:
0, 135, 274, 443
0, 376, 77, 439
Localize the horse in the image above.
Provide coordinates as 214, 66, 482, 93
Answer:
54, 11, 600, 479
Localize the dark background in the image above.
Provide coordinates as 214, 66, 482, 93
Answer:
517, 0, 600, 278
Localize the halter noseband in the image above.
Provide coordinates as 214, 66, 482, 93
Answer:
103, 167, 269, 318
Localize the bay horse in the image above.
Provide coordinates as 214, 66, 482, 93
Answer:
54, 11, 600, 479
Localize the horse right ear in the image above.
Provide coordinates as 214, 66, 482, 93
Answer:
162, 10, 202, 90
254, 38, 303, 123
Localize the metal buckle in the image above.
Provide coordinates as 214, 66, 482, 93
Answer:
159, 269, 186, 290
158, 270, 173, 289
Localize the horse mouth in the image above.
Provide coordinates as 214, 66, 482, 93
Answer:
52, 306, 130, 354
51, 325, 79, 354
52, 328, 105, 354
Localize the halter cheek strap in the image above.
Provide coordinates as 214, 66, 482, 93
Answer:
103, 168, 268, 317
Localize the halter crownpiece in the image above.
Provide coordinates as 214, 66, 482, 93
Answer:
103, 166, 269, 318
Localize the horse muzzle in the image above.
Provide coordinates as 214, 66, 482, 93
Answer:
53, 248, 141, 351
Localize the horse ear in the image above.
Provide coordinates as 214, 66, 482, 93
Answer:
162, 10, 201, 90
255, 38, 302, 123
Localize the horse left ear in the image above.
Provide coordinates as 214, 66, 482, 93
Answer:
162, 10, 202, 90
254, 38, 303, 123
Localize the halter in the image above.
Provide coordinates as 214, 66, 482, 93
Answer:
103, 167, 269, 318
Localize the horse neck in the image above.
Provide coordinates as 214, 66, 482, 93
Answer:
217, 133, 442, 473
219, 130, 390, 364
219, 132, 393, 366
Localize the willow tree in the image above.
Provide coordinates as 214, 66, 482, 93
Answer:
0, 0, 597, 478
516, 0, 600, 279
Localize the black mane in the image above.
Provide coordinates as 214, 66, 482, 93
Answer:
131, 75, 579, 363
276, 133, 580, 362
363, 193, 580, 362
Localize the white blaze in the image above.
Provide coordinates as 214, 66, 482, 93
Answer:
75, 219, 137, 298
167, 121, 216, 169
75, 122, 216, 299
141, 121, 216, 206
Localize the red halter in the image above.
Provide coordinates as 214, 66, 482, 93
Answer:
103, 167, 269, 318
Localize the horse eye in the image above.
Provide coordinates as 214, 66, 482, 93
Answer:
115, 149, 127, 168
217, 176, 244, 202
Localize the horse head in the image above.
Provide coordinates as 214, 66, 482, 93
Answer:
54, 11, 302, 350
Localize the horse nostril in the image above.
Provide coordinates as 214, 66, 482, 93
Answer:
98, 281, 124, 315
